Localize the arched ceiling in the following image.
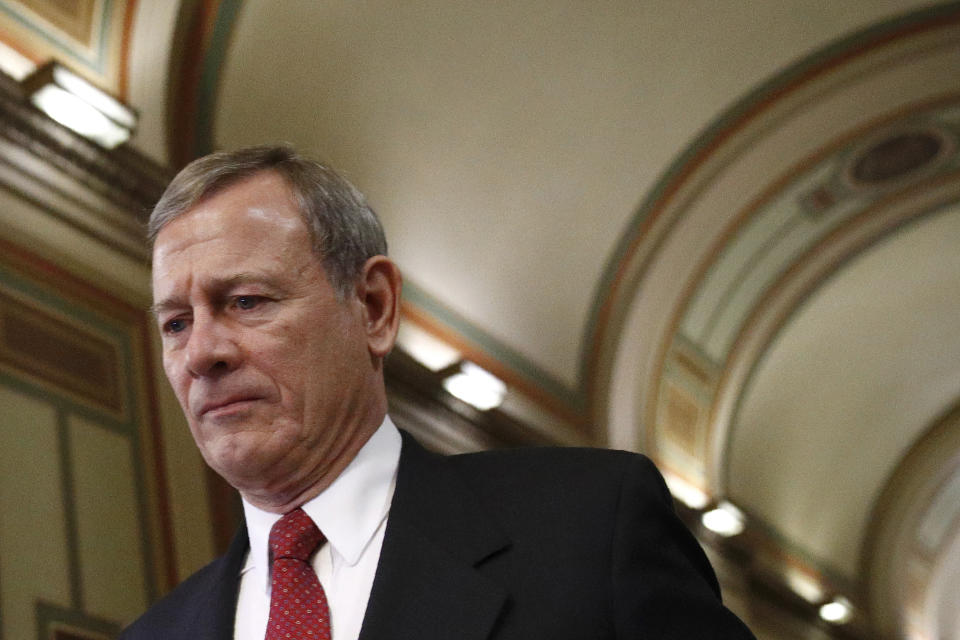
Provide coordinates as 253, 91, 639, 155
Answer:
587, 7, 960, 637
1, 1, 957, 638
144, 3, 960, 638
204, 0, 941, 414
732, 202, 960, 576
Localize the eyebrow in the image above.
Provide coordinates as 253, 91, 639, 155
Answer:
149, 300, 180, 318
150, 272, 281, 318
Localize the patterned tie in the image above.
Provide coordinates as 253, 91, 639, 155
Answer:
265, 508, 331, 639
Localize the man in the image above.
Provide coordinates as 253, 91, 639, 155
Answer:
122, 145, 755, 639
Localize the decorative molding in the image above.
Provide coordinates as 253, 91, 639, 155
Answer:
582, 7, 960, 636
654, 335, 718, 479
167, 0, 242, 167
0, 70, 170, 261
657, 97, 960, 489
0, 0, 134, 98
589, 2, 960, 433
35, 601, 118, 640
401, 280, 580, 411
0, 286, 124, 416
863, 398, 960, 640
400, 292, 587, 443
385, 348, 562, 451
0, 233, 177, 617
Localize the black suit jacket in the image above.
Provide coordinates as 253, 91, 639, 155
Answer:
121, 431, 755, 639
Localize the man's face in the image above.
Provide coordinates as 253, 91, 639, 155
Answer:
152, 172, 379, 506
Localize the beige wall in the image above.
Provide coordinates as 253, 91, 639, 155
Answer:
0, 168, 212, 639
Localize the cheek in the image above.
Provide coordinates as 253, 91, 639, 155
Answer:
162, 359, 191, 406
276, 339, 348, 403
266, 326, 329, 375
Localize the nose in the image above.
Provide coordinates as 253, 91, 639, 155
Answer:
184, 313, 240, 378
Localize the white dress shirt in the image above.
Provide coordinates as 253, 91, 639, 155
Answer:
234, 417, 401, 640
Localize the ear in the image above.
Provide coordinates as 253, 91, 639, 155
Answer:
357, 255, 402, 359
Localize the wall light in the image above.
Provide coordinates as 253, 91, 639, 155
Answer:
701, 500, 746, 537
819, 597, 853, 624
22, 61, 136, 149
443, 361, 506, 411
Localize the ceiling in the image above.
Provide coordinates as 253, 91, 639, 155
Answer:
2, 1, 959, 638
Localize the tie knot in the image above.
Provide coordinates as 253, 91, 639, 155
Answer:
269, 508, 324, 561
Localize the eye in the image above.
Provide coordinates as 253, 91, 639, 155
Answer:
163, 317, 187, 334
234, 295, 262, 310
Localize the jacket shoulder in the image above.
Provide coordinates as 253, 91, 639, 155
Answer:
119, 556, 224, 639
436, 443, 676, 524
119, 531, 247, 639
451, 444, 667, 493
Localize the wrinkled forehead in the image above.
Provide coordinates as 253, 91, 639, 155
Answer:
154, 170, 308, 245
151, 179, 318, 297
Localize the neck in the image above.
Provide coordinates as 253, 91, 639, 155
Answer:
240, 409, 386, 514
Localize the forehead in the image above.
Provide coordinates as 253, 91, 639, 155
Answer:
151, 172, 315, 295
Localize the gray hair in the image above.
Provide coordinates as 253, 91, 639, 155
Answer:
148, 145, 387, 298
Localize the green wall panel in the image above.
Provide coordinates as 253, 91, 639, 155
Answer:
0, 385, 72, 639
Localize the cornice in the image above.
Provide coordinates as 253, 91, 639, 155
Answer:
0, 69, 170, 257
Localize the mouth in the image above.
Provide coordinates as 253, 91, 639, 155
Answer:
197, 395, 263, 419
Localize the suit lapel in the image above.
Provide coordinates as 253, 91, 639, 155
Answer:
185, 528, 248, 640
359, 432, 511, 640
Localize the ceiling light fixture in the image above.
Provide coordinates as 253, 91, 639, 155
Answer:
819, 597, 853, 624
442, 361, 506, 411
701, 500, 746, 537
22, 61, 137, 149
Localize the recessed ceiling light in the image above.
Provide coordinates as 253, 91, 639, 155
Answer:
443, 361, 506, 411
701, 500, 746, 537
662, 471, 710, 509
784, 569, 824, 604
819, 597, 853, 624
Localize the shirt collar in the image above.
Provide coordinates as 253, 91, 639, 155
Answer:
240, 416, 401, 579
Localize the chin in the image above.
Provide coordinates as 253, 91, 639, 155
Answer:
205, 433, 283, 485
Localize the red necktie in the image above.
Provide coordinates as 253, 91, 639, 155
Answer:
265, 508, 331, 639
